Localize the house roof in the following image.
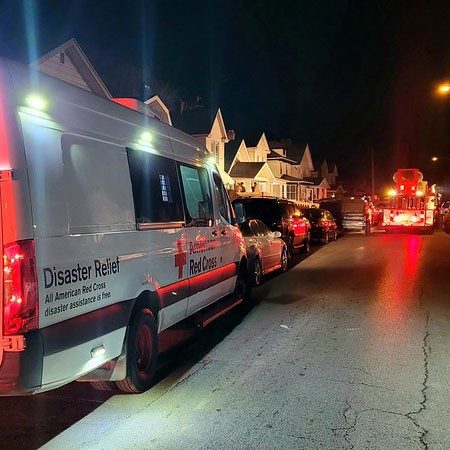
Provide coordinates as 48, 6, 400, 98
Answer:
30, 38, 111, 99
280, 174, 313, 183
144, 95, 172, 125
303, 177, 331, 188
225, 138, 242, 172
268, 139, 309, 163
267, 150, 297, 164
229, 162, 265, 178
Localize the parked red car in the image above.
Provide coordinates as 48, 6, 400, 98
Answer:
232, 197, 311, 258
301, 208, 338, 244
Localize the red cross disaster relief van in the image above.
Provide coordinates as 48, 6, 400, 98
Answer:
0, 58, 249, 395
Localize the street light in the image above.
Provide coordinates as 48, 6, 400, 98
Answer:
431, 156, 450, 162
437, 83, 450, 96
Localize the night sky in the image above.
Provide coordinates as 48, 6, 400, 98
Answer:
1, 0, 450, 190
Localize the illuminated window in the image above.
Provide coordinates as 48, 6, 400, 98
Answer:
159, 174, 172, 202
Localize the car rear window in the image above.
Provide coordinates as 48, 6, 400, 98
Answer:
233, 199, 281, 226
304, 209, 322, 220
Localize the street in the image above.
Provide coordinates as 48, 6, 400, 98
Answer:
2, 232, 450, 449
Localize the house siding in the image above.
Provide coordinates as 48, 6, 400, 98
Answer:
35, 53, 90, 91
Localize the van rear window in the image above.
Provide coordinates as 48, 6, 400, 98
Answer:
127, 148, 184, 225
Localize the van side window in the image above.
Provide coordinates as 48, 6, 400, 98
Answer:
179, 165, 213, 226
62, 136, 135, 233
213, 173, 234, 224
127, 148, 184, 225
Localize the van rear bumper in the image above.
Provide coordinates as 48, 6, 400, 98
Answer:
0, 300, 134, 395
0, 330, 43, 395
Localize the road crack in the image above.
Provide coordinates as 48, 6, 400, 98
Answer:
331, 400, 357, 449
406, 311, 430, 450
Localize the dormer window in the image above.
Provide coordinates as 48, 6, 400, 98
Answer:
59, 52, 65, 64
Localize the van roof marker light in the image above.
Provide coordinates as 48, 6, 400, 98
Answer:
24, 94, 47, 110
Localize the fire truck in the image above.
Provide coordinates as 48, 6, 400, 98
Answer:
381, 168, 436, 233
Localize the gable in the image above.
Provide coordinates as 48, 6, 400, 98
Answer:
30, 38, 111, 99
144, 95, 172, 125
256, 163, 277, 181
209, 109, 228, 141
229, 139, 250, 171
257, 133, 270, 153
34, 52, 90, 91
299, 144, 315, 172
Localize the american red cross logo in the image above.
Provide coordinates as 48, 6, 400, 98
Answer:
174, 239, 187, 279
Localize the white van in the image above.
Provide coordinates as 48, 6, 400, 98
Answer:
0, 58, 249, 394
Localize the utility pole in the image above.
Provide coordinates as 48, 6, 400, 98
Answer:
371, 147, 375, 198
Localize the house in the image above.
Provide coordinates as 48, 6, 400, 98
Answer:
321, 160, 339, 187
303, 177, 331, 201
172, 107, 235, 187
227, 138, 278, 194
31, 38, 172, 125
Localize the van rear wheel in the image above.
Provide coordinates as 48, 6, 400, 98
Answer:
235, 262, 252, 303
116, 309, 157, 394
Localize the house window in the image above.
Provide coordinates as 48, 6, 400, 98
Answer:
60, 52, 65, 64
211, 141, 219, 160
286, 184, 297, 200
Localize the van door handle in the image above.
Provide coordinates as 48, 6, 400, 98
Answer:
212, 229, 219, 237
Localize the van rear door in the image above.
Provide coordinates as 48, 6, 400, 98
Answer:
0, 169, 26, 366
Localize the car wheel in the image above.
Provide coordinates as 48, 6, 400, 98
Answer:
301, 233, 311, 253
253, 257, 262, 286
287, 235, 294, 260
321, 232, 329, 245
280, 247, 288, 272
116, 309, 158, 394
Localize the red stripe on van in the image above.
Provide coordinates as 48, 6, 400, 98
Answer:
157, 262, 238, 308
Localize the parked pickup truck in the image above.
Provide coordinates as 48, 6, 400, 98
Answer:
320, 197, 373, 235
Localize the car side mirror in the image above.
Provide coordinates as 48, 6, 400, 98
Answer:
273, 231, 282, 238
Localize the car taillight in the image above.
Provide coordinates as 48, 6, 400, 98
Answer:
3, 240, 38, 335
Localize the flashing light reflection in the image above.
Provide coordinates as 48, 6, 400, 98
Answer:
141, 131, 152, 143
374, 235, 422, 327
388, 188, 397, 197
25, 94, 47, 110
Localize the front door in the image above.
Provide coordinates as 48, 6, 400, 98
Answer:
178, 165, 223, 316
212, 173, 238, 297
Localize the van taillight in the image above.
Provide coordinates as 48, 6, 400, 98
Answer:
3, 240, 38, 335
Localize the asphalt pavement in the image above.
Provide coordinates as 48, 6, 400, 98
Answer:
2, 231, 450, 450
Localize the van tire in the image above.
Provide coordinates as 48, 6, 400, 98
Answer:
90, 381, 117, 392
116, 309, 158, 394
235, 261, 252, 303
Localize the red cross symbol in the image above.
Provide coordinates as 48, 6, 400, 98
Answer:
174, 239, 187, 279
